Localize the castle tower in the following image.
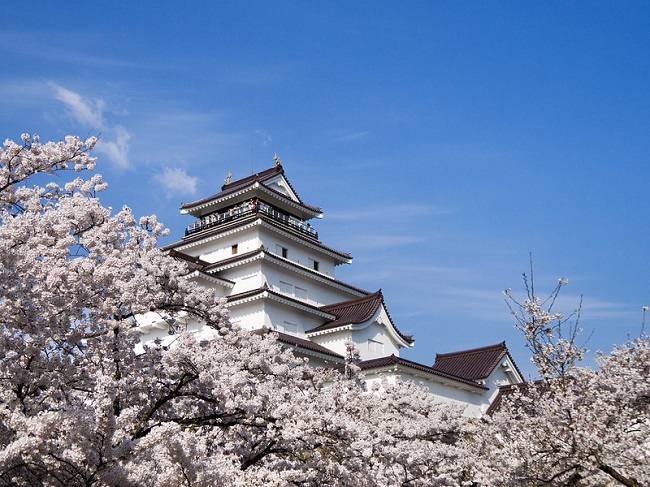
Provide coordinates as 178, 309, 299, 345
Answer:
139, 162, 414, 365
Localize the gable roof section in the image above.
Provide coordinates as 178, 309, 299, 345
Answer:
432, 341, 522, 382
308, 291, 414, 345
179, 164, 321, 216
358, 354, 488, 391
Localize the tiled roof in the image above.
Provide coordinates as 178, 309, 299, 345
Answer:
254, 328, 344, 359
357, 354, 488, 390
179, 164, 321, 213
318, 291, 383, 328
168, 249, 211, 271
180, 165, 284, 211
308, 291, 414, 344
432, 341, 516, 381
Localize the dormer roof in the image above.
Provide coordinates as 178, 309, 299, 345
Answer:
431, 341, 523, 382
307, 291, 414, 346
179, 164, 322, 221
357, 354, 488, 391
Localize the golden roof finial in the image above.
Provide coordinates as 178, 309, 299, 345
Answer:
273, 154, 282, 167
224, 171, 232, 185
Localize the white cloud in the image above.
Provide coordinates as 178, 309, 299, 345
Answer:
329, 130, 369, 142
154, 167, 199, 198
346, 233, 424, 249
49, 82, 105, 129
48, 82, 131, 168
256, 130, 272, 147
328, 204, 455, 221
95, 125, 131, 169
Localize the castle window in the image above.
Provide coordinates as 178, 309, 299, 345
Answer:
368, 339, 384, 354
281, 321, 298, 334
294, 286, 308, 300
280, 280, 293, 295
231, 244, 238, 255
276, 244, 288, 258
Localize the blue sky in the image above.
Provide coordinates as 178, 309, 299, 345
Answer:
2, 1, 649, 376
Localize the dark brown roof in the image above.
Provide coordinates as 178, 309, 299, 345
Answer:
254, 328, 344, 359
180, 164, 320, 213
168, 249, 211, 271
432, 341, 520, 381
357, 354, 488, 390
307, 291, 414, 344
181, 165, 283, 211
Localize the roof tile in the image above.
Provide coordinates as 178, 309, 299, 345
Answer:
308, 291, 414, 344
432, 341, 510, 381
357, 354, 488, 390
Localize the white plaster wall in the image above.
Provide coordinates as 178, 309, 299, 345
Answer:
309, 318, 403, 361
229, 302, 268, 331
308, 333, 352, 358
350, 321, 401, 360
364, 371, 485, 418
230, 270, 265, 295
261, 263, 360, 307
263, 299, 327, 336
194, 228, 260, 263
256, 225, 339, 277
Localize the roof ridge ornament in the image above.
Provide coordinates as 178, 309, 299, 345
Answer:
273, 154, 282, 167
224, 171, 232, 185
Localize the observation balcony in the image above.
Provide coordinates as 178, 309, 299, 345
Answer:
185, 200, 319, 240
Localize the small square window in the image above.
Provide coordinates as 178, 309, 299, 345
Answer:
276, 244, 288, 258
231, 244, 238, 255
368, 339, 384, 354
313, 260, 319, 271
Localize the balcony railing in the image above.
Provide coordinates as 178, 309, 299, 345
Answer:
185, 201, 318, 240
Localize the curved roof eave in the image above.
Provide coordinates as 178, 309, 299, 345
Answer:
179, 164, 322, 220
306, 291, 414, 347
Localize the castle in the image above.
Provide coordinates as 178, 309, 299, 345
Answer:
138, 160, 522, 417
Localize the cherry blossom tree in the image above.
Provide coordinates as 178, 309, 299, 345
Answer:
0, 134, 477, 486
476, 268, 650, 486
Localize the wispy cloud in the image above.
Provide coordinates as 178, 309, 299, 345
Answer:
345, 233, 424, 249
328, 204, 455, 221
96, 125, 131, 168
154, 167, 199, 198
256, 130, 272, 147
0, 31, 144, 70
49, 82, 106, 129
48, 82, 131, 169
328, 130, 370, 143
